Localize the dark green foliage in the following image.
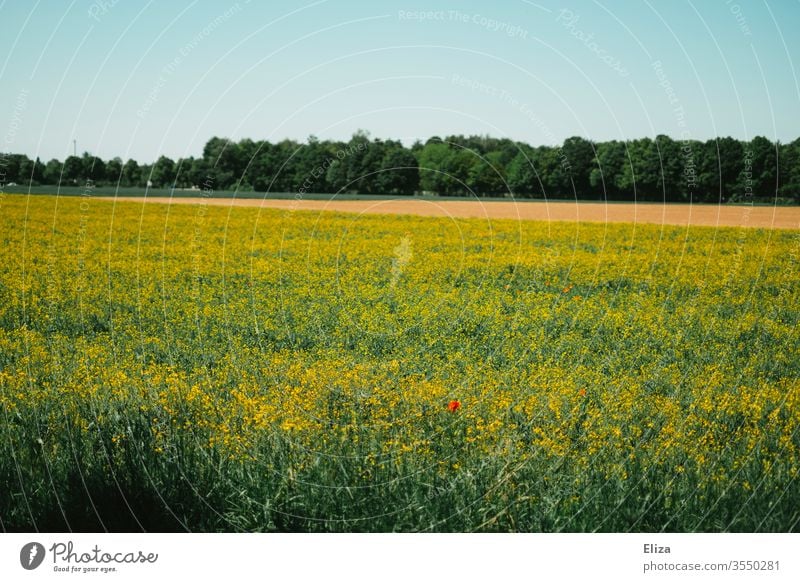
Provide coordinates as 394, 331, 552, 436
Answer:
2, 133, 797, 201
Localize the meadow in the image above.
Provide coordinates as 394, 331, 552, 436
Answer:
0, 193, 798, 532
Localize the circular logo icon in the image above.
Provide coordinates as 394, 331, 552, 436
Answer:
20, 542, 46, 570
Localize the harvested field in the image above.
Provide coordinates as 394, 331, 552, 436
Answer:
104, 196, 800, 230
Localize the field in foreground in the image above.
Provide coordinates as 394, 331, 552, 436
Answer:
0, 194, 798, 532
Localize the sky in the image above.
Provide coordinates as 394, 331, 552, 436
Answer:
1, 0, 799, 163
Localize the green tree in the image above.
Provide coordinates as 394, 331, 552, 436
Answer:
704, 137, 743, 202
63, 156, 83, 184
122, 159, 141, 187
82, 153, 106, 184
739, 136, 777, 199
537, 146, 570, 199
779, 139, 800, 202
150, 156, 176, 188
348, 132, 384, 193
17, 156, 36, 185
292, 136, 335, 193
560, 136, 595, 198
202, 137, 237, 190
618, 138, 661, 200
416, 141, 451, 194
506, 147, 539, 198
43, 159, 62, 185
1, 154, 26, 183
652, 135, 686, 202
442, 148, 476, 196
589, 141, 627, 200
376, 145, 419, 194
467, 150, 507, 196
106, 157, 123, 184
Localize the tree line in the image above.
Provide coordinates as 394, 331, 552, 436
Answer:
2, 131, 798, 202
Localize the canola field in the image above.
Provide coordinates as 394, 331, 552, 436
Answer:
0, 194, 798, 532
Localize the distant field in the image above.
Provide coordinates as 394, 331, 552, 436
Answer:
111, 195, 800, 230
0, 194, 798, 532
2, 185, 372, 200
5, 185, 799, 230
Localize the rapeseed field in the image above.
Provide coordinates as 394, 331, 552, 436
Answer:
0, 194, 797, 531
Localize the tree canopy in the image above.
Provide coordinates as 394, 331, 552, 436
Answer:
2, 132, 796, 203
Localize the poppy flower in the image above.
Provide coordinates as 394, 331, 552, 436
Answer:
447, 400, 461, 412
578, 388, 587, 397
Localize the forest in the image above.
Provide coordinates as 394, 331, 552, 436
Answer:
2, 131, 798, 202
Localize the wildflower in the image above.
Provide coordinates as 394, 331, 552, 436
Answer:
578, 388, 587, 397
447, 400, 461, 412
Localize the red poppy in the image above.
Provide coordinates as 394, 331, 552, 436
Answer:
578, 388, 587, 397
447, 400, 461, 412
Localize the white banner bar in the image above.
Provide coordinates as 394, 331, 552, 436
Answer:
1, 533, 797, 581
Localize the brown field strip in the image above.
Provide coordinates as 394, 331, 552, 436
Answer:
102, 197, 800, 229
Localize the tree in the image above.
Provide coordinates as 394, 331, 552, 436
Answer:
589, 140, 627, 200
43, 159, 62, 185
122, 159, 141, 187
270, 139, 301, 192
652, 135, 685, 202
150, 156, 176, 188
705, 137, 743, 202
467, 150, 507, 196
442, 149, 476, 196
560, 136, 595, 198
325, 157, 348, 193
173, 158, 197, 189
18, 156, 36, 185
1, 154, 25, 183
345, 132, 383, 193
82, 153, 105, 184
678, 140, 705, 202
185, 157, 212, 190
106, 157, 123, 184
63, 156, 83, 184
779, 139, 800, 202
416, 141, 451, 194
250, 141, 277, 192
4, 132, 800, 201
739, 136, 777, 199
618, 138, 661, 200
202, 137, 237, 190
30, 157, 45, 184
415, 140, 479, 196
233, 138, 258, 184
292, 136, 335, 193
507, 147, 539, 197
376, 145, 419, 194
534, 146, 571, 199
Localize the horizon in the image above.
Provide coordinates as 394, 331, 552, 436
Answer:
5, 128, 800, 165
5, 130, 798, 166
1, 1, 799, 164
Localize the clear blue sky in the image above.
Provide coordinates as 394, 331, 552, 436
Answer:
1, 0, 799, 163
